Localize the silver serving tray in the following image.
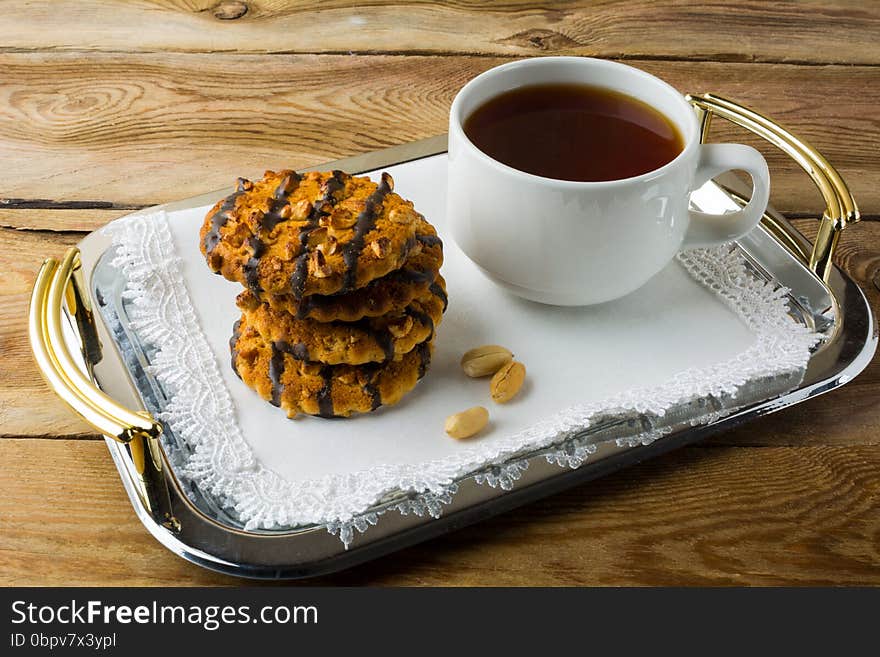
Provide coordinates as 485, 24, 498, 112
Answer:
30, 96, 876, 579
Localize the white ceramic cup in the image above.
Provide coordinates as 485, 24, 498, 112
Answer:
447, 57, 771, 305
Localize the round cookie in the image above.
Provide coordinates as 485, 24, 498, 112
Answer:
201, 169, 422, 298
231, 317, 433, 418
258, 218, 444, 322
237, 275, 446, 366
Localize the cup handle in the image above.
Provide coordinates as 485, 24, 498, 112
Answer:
683, 143, 771, 248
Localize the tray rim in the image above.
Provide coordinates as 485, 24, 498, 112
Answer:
67, 136, 877, 579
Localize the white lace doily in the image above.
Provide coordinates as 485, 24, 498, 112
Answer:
104, 205, 819, 547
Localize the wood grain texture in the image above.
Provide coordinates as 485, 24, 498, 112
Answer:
0, 53, 877, 214
1, 219, 877, 441
1, 439, 878, 586
0, 208, 126, 232
3, 1, 879, 65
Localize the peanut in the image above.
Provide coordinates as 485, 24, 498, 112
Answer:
444, 406, 489, 439
460, 345, 513, 378
490, 361, 526, 403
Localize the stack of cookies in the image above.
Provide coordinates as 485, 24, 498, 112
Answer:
200, 169, 445, 418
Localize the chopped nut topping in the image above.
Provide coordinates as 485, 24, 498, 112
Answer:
389, 207, 416, 225
276, 174, 297, 196
320, 235, 338, 255
307, 227, 328, 249
370, 237, 390, 258
331, 208, 358, 229
235, 290, 259, 311
291, 199, 312, 221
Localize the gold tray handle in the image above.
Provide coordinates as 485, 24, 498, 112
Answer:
29, 248, 162, 444
30, 247, 179, 531
686, 93, 859, 282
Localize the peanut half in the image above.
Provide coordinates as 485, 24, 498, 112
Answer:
490, 361, 526, 403
445, 406, 489, 439
460, 345, 513, 378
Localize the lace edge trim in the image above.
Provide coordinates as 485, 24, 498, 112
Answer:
104, 212, 820, 547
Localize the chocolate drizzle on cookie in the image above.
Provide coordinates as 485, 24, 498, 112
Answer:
315, 171, 346, 213
362, 367, 383, 411
340, 172, 393, 293
291, 342, 310, 361
346, 318, 396, 363
269, 340, 316, 407
257, 191, 289, 233
272, 340, 309, 361
429, 282, 448, 312
229, 319, 242, 379
366, 386, 382, 411
203, 178, 250, 256
242, 175, 305, 292
377, 330, 395, 363
417, 341, 431, 379
260, 173, 302, 233
406, 306, 435, 342
293, 295, 316, 319
243, 237, 265, 293
392, 265, 434, 286
289, 253, 311, 301
417, 341, 431, 378
289, 170, 347, 300
416, 233, 442, 249
268, 342, 286, 407
316, 367, 335, 418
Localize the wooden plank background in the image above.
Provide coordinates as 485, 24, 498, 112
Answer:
1, 1, 878, 586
